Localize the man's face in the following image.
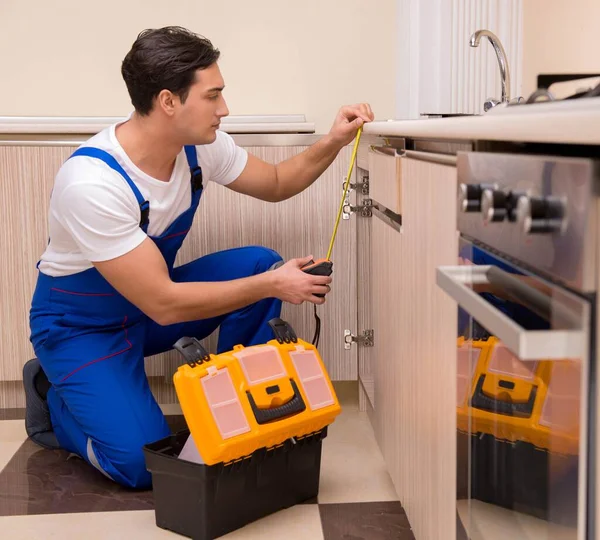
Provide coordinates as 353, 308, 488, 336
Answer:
175, 63, 229, 145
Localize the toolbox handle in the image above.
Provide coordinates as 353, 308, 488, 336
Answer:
247, 379, 306, 424
470, 374, 537, 418
173, 336, 210, 367
268, 318, 298, 344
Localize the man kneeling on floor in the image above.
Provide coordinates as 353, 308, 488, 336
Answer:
24, 26, 373, 489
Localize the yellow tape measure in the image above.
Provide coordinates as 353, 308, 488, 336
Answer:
300, 126, 364, 348
326, 126, 363, 260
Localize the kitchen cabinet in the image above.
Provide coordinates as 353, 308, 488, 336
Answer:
0, 143, 357, 405
0, 135, 461, 536
147, 143, 359, 388
0, 146, 68, 388
356, 147, 458, 540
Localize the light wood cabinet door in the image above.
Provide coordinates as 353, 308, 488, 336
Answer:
356, 166, 374, 412
0, 146, 75, 383
147, 145, 358, 384
366, 150, 458, 540
0, 144, 357, 398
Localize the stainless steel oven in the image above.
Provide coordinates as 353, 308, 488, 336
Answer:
437, 151, 598, 539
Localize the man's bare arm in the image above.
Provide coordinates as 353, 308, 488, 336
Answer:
225, 104, 374, 202
93, 239, 331, 326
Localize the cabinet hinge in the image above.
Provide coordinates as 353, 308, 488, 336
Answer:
342, 175, 369, 195
344, 329, 374, 350
343, 198, 372, 220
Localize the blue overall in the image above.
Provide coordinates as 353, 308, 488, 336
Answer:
29, 145, 283, 488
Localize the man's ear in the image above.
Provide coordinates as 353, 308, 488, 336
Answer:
157, 89, 178, 117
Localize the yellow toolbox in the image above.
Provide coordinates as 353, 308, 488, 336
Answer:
457, 336, 580, 455
172, 318, 341, 465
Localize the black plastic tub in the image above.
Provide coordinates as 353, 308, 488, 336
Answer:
143, 428, 327, 539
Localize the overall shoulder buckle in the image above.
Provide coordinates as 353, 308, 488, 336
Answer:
191, 167, 203, 192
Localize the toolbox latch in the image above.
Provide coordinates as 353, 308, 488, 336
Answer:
268, 318, 298, 344
173, 336, 211, 367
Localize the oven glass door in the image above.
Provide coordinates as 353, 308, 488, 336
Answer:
438, 238, 591, 540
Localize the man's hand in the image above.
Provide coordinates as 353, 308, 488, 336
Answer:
270, 255, 332, 305
226, 102, 375, 203
327, 103, 375, 148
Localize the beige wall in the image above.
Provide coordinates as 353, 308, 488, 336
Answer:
0, 0, 395, 134
522, 0, 600, 97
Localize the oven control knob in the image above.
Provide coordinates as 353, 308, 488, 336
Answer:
515, 195, 566, 234
458, 183, 497, 213
481, 188, 508, 223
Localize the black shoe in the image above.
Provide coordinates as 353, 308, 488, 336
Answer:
23, 358, 60, 450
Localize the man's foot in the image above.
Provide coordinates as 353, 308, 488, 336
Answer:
23, 358, 60, 449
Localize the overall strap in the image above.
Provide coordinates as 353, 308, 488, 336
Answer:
184, 145, 203, 193
69, 147, 150, 232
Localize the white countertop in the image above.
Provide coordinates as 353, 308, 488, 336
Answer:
0, 114, 315, 135
3, 99, 600, 146
363, 97, 600, 145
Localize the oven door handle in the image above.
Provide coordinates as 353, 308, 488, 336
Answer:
436, 265, 585, 360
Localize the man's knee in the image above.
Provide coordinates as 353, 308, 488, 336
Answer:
99, 441, 152, 489
249, 246, 283, 273
89, 422, 169, 489
116, 449, 152, 489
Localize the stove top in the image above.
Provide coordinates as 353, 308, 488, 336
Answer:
511, 73, 600, 107
484, 95, 600, 118
484, 74, 600, 117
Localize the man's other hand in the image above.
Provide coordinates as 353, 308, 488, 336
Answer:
271, 255, 332, 305
327, 103, 374, 147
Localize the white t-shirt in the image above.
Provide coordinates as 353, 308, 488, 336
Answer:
38, 119, 248, 277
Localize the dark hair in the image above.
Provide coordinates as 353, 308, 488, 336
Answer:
121, 26, 220, 115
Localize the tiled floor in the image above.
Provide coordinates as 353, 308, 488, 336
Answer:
456, 500, 575, 540
0, 385, 414, 539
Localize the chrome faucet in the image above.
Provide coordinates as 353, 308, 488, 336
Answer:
469, 29, 511, 111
